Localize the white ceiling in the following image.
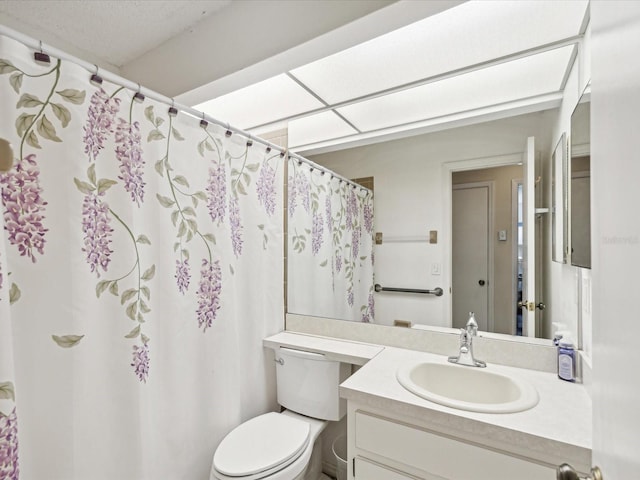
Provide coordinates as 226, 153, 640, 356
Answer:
195, 0, 589, 154
0, 0, 231, 68
0, 0, 420, 98
0, 0, 589, 156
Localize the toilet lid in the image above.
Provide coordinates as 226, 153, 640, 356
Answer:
213, 412, 310, 478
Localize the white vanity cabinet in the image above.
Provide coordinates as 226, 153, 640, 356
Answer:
347, 403, 556, 480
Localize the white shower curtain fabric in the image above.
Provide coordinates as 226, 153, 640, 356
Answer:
287, 159, 374, 322
0, 35, 284, 480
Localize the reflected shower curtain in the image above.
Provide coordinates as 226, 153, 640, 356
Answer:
287, 158, 374, 322
0, 35, 284, 479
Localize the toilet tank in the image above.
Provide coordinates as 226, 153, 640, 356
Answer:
275, 347, 350, 421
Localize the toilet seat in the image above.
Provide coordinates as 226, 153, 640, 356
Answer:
213, 412, 311, 480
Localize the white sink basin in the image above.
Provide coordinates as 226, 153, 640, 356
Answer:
396, 361, 539, 413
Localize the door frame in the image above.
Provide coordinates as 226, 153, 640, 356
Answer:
452, 181, 494, 332
511, 178, 523, 336
442, 152, 522, 330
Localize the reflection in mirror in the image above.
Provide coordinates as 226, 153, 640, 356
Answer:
286, 158, 375, 321
570, 94, 591, 268
452, 165, 525, 336
552, 133, 568, 264
305, 112, 559, 342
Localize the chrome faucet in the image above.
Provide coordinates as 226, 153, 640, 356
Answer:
448, 312, 486, 368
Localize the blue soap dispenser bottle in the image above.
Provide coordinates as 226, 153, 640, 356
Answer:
557, 336, 576, 382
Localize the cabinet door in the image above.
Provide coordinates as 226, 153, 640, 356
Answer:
355, 457, 426, 480
355, 411, 555, 479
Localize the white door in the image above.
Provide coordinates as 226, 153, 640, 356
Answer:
521, 137, 536, 337
452, 184, 489, 331
590, 2, 640, 477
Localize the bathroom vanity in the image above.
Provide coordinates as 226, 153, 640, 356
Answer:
264, 332, 592, 480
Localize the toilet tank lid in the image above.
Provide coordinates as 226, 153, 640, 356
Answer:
213, 412, 310, 477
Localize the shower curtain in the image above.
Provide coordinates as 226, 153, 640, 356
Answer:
287, 159, 374, 322
0, 35, 284, 480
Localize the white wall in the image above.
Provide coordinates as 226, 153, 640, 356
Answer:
310, 111, 555, 331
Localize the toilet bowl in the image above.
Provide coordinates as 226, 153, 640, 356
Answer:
210, 347, 350, 480
211, 411, 326, 480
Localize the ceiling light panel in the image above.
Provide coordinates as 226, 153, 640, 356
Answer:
291, 0, 587, 105
195, 74, 324, 130
288, 111, 358, 148
336, 46, 573, 132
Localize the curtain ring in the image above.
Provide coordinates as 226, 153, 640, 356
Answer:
200, 111, 209, 128
168, 98, 178, 117
133, 83, 145, 103
34, 40, 50, 65
90, 64, 103, 86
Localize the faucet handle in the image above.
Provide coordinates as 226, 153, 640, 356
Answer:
466, 312, 478, 336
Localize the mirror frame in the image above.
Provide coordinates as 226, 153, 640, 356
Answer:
569, 90, 591, 269
552, 133, 568, 264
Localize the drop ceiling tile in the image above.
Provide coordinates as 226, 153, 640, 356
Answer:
195, 74, 324, 130
291, 0, 587, 104
288, 111, 358, 148
337, 46, 574, 132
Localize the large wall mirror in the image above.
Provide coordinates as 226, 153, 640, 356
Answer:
288, 111, 559, 342
570, 92, 591, 268
280, 0, 591, 349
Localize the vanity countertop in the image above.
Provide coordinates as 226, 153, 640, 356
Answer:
264, 331, 591, 470
340, 345, 592, 471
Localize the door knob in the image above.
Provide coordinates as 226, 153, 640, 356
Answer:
518, 300, 534, 311
536, 302, 546, 310
556, 463, 603, 480
478, 280, 485, 286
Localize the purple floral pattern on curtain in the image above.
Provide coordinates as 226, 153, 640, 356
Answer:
0, 154, 47, 263
76, 88, 155, 380
256, 160, 276, 217
206, 161, 226, 225
0, 62, 285, 375
0, 37, 284, 479
288, 160, 375, 321
84, 88, 120, 161
196, 259, 222, 332
0, 406, 19, 480
81, 190, 113, 276
115, 118, 145, 205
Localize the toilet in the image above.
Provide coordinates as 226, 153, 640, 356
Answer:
210, 347, 350, 480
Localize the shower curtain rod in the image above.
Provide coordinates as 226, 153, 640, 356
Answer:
0, 24, 369, 194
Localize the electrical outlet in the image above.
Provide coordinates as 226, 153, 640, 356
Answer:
431, 263, 441, 275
